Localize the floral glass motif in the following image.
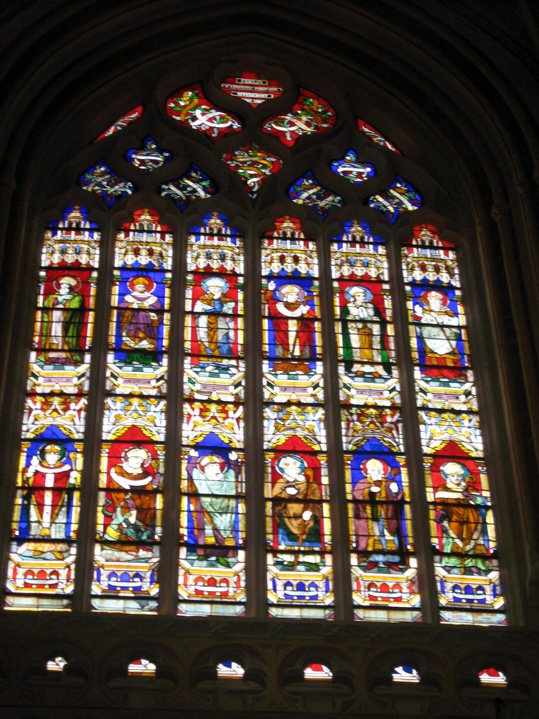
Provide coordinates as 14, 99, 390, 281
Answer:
92, 210, 173, 613
357, 118, 401, 154
262, 217, 333, 619
402, 225, 504, 625
180, 213, 246, 617
330, 221, 419, 622
220, 72, 283, 106
222, 144, 282, 197
159, 164, 217, 211
126, 137, 172, 173
262, 89, 336, 147
330, 149, 375, 185
165, 83, 242, 140
79, 162, 134, 207
6, 206, 100, 611
288, 171, 344, 219
367, 176, 422, 222
94, 105, 143, 142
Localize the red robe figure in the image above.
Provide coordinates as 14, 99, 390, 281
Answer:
23, 442, 77, 559
103, 446, 160, 558
264, 280, 316, 373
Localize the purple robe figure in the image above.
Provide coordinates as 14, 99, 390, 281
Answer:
119, 276, 163, 365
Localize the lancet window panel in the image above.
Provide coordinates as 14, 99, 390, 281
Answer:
329, 221, 419, 622
92, 209, 173, 613
261, 218, 333, 619
401, 225, 504, 625
179, 214, 246, 616
6, 206, 101, 611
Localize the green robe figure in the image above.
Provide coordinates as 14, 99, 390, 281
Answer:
39, 276, 85, 364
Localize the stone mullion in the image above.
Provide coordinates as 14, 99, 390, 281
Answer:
317, 228, 353, 621
387, 236, 439, 624
72, 212, 115, 613
158, 220, 185, 614
244, 220, 266, 617
0, 198, 36, 611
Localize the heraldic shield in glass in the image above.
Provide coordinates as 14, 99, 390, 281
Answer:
179, 213, 246, 616
402, 225, 505, 625
92, 210, 172, 613
331, 220, 420, 621
7, 206, 100, 610
262, 217, 333, 618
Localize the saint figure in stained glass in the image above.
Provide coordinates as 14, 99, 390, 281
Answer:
186, 449, 241, 567
412, 289, 465, 379
341, 285, 391, 376
194, 277, 235, 361
434, 461, 491, 575
21, 442, 77, 558
103, 445, 161, 557
352, 457, 404, 571
39, 276, 85, 364
118, 276, 163, 365
272, 454, 322, 570
264, 280, 317, 374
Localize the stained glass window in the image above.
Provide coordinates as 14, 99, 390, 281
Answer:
288, 172, 344, 218
357, 118, 401, 154
92, 209, 172, 613
392, 666, 420, 683
402, 225, 504, 625
4, 70, 509, 629
126, 137, 172, 173
6, 206, 100, 610
222, 145, 282, 197
330, 150, 376, 185
160, 164, 218, 211
165, 84, 242, 140
367, 176, 422, 222
330, 220, 419, 621
221, 72, 283, 106
79, 162, 134, 206
179, 213, 246, 616
263, 217, 333, 619
94, 106, 143, 142
263, 89, 336, 147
